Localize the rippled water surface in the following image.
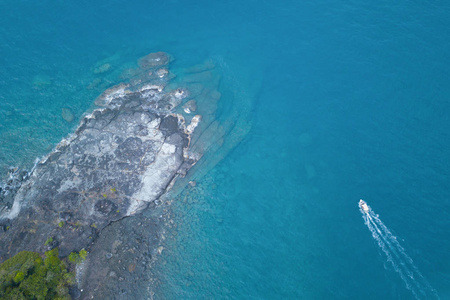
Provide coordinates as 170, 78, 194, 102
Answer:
1, 0, 449, 299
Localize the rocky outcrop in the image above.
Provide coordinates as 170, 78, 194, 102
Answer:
0, 167, 30, 217
0, 51, 255, 299
0, 53, 201, 286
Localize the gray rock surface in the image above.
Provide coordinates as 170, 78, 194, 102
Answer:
0, 52, 203, 297
76, 201, 168, 299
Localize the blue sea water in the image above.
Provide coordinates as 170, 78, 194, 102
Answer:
1, 0, 450, 299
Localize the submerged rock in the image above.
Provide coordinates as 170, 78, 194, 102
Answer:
32, 74, 52, 89
61, 107, 75, 123
138, 52, 170, 69
156, 68, 169, 78
183, 100, 197, 114
86, 78, 102, 90
93, 63, 112, 74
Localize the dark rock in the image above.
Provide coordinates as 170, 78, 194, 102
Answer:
69, 287, 81, 299
94, 199, 118, 216
159, 115, 180, 135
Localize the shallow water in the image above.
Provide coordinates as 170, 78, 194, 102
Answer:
1, 0, 450, 299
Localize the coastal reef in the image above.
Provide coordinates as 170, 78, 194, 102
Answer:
0, 52, 221, 298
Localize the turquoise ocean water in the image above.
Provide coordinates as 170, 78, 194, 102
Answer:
1, 0, 449, 299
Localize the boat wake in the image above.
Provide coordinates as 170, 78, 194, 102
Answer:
359, 200, 439, 299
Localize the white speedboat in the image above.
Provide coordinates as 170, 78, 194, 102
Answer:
359, 199, 369, 213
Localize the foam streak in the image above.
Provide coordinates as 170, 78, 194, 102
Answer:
360, 203, 439, 299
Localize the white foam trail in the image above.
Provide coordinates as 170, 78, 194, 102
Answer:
360, 202, 439, 299
370, 212, 435, 293
361, 210, 420, 298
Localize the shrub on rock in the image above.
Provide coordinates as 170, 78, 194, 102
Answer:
68, 249, 87, 264
0, 249, 74, 299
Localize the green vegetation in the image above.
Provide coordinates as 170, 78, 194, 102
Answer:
79, 250, 87, 261
0, 249, 74, 299
44, 237, 53, 246
58, 221, 64, 228
68, 249, 87, 264
13, 272, 24, 283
